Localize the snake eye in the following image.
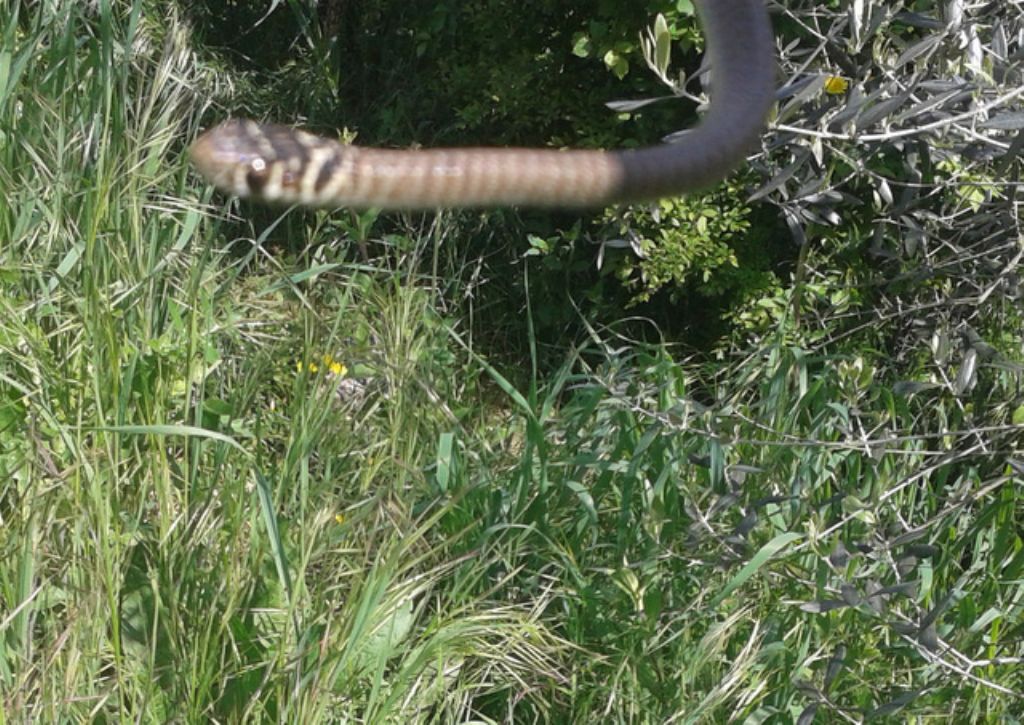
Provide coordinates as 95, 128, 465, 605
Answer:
246, 158, 270, 195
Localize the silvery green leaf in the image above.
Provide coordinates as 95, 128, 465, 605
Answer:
955, 348, 978, 395
824, 644, 847, 691
829, 540, 851, 568
918, 622, 940, 651
796, 704, 818, 725
799, 599, 849, 613
892, 381, 939, 396
606, 96, 671, 112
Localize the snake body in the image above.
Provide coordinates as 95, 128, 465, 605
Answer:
190, 1, 774, 210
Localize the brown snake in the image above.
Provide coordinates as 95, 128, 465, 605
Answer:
190, 1, 774, 210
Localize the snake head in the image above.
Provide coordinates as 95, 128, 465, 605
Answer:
190, 119, 343, 204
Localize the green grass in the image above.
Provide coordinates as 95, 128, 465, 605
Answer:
1, 1, 1022, 721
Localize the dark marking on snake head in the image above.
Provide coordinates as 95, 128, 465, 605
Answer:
263, 125, 312, 165
314, 153, 342, 193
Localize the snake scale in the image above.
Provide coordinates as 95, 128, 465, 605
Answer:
190, 1, 774, 210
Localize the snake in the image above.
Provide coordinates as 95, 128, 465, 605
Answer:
189, 1, 774, 210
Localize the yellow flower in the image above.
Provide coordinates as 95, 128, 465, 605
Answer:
298, 354, 346, 376
334, 513, 345, 524
824, 76, 849, 95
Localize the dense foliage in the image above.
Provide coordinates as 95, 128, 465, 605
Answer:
1, 0, 1022, 721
